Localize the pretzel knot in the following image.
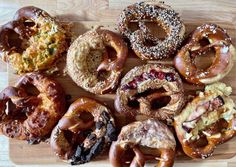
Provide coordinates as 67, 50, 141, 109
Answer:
174, 82, 236, 159
67, 27, 128, 94
109, 119, 176, 167
0, 73, 66, 143
50, 97, 117, 165
0, 6, 67, 73
174, 24, 236, 84
115, 64, 185, 122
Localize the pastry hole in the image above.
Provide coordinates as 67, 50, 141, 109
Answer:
24, 85, 40, 96
151, 96, 171, 110
127, 99, 140, 109
79, 111, 94, 123
128, 21, 139, 32
7, 29, 24, 53
105, 46, 117, 61
199, 37, 210, 47
97, 69, 111, 81
194, 47, 215, 70
23, 20, 36, 28
191, 135, 208, 148
134, 87, 167, 99
143, 22, 167, 41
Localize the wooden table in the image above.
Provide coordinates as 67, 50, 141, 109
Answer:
1, 0, 236, 166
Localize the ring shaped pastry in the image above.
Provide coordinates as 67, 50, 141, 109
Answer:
0, 6, 67, 73
50, 97, 116, 165
115, 64, 185, 122
109, 119, 176, 167
118, 1, 185, 60
67, 27, 128, 94
0, 73, 65, 143
174, 82, 236, 159
174, 24, 236, 84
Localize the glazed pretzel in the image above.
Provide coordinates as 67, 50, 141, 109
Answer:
0, 73, 65, 142
174, 82, 236, 159
174, 24, 236, 84
0, 6, 67, 73
50, 97, 116, 165
115, 64, 185, 122
109, 119, 176, 167
67, 27, 128, 94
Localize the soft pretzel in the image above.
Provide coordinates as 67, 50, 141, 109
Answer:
118, 1, 185, 60
115, 64, 185, 122
67, 27, 128, 94
174, 82, 236, 159
174, 24, 236, 84
0, 6, 67, 73
0, 73, 66, 143
50, 97, 116, 164
109, 119, 176, 167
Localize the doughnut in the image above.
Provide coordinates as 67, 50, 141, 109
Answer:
0, 6, 67, 73
109, 119, 176, 167
174, 82, 236, 159
67, 27, 128, 94
115, 64, 185, 122
174, 24, 236, 84
0, 73, 66, 143
50, 97, 117, 164
118, 1, 185, 60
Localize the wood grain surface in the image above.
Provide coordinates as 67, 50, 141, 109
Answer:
1, 0, 236, 167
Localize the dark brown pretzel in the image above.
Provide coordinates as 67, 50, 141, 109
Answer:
118, 1, 185, 60
67, 27, 128, 94
115, 64, 185, 122
50, 97, 116, 165
174, 24, 236, 84
0, 73, 66, 142
174, 82, 236, 159
109, 119, 176, 167
0, 6, 67, 73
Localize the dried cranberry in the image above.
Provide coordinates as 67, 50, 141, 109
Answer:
127, 80, 137, 89
165, 73, 176, 82
134, 76, 145, 83
157, 71, 165, 80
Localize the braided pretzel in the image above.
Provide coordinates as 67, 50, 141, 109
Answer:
174, 82, 236, 159
109, 119, 176, 167
0, 73, 65, 142
67, 27, 128, 94
115, 64, 185, 122
118, 1, 185, 60
50, 97, 116, 165
174, 24, 236, 84
0, 6, 67, 73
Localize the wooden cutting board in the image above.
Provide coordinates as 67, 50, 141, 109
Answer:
6, 1, 236, 166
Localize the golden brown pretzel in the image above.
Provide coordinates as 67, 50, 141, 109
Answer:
174, 82, 236, 159
174, 24, 236, 84
115, 64, 185, 122
0, 73, 66, 143
109, 119, 176, 167
67, 27, 128, 94
0, 6, 67, 73
50, 97, 116, 164
118, 1, 185, 60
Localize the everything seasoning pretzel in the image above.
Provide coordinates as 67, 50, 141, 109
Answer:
0, 73, 65, 143
67, 27, 128, 94
174, 24, 236, 84
115, 64, 185, 122
109, 119, 176, 167
50, 97, 116, 165
118, 1, 185, 60
174, 82, 236, 159
0, 6, 67, 73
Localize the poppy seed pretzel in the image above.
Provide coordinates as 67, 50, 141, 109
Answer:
50, 97, 117, 165
174, 82, 236, 159
115, 64, 185, 122
109, 119, 176, 167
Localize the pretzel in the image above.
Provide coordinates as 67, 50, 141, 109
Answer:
0, 73, 66, 143
109, 119, 176, 167
115, 64, 185, 122
174, 82, 236, 159
174, 24, 236, 84
67, 27, 128, 94
118, 1, 185, 60
50, 97, 116, 164
0, 6, 67, 73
